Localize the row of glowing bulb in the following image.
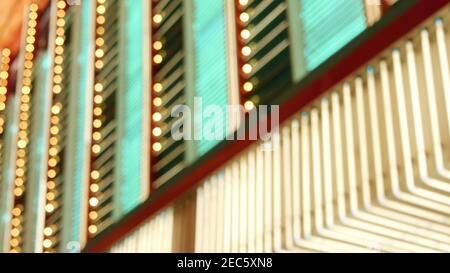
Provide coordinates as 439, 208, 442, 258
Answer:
238, 0, 256, 111
1, 48, 17, 248
10, 3, 39, 253
0, 48, 10, 182
0, 50, 9, 231
0, 48, 11, 137
42, 0, 68, 251
88, 0, 108, 236
151, 11, 164, 153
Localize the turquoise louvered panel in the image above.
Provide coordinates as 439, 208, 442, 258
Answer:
193, 0, 229, 156
120, 0, 144, 214
300, 0, 367, 70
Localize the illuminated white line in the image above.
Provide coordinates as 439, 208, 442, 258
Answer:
406, 41, 450, 193
239, 155, 248, 252
263, 140, 273, 252
355, 77, 371, 209
210, 176, 218, 252
290, 119, 302, 243
301, 113, 312, 238
195, 182, 204, 252
392, 49, 416, 192
331, 92, 347, 221
272, 130, 282, 251
344, 217, 435, 252
255, 146, 264, 252
247, 150, 256, 252
367, 67, 386, 203
343, 83, 358, 215
311, 109, 324, 232
382, 57, 450, 213
421, 29, 450, 178
216, 172, 225, 252
320, 99, 334, 228
281, 126, 293, 249
435, 19, 450, 142
223, 166, 232, 252
231, 162, 240, 252
380, 61, 401, 196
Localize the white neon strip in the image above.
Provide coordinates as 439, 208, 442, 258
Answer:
320, 99, 334, 228
197, 181, 206, 252
216, 173, 225, 252
357, 210, 450, 251
209, 176, 218, 252
143, 217, 151, 251
392, 49, 416, 192
301, 113, 312, 238
382, 58, 450, 213
344, 217, 434, 252
255, 146, 265, 252
371, 206, 450, 235
109, 207, 175, 252
343, 83, 359, 215
355, 77, 371, 209
263, 140, 273, 252
247, 150, 256, 252
281, 126, 293, 249
272, 130, 282, 251
311, 109, 324, 232
435, 19, 450, 141
337, 77, 437, 251
380, 61, 401, 196
167, 209, 174, 252
421, 29, 450, 178
213, 176, 220, 252
138, 222, 145, 252
331, 92, 347, 221
200, 181, 209, 252
159, 211, 166, 252
358, 66, 449, 246
137, 223, 144, 252
157, 214, 163, 252
406, 39, 432, 185
367, 67, 386, 203
194, 183, 204, 252
338, 85, 408, 251
154, 212, 161, 253
231, 162, 240, 252
223, 166, 232, 252
290, 119, 302, 242
239, 155, 248, 252
406, 41, 450, 193
154, 213, 161, 252
209, 179, 217, 252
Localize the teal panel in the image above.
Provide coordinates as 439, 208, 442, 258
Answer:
70, 0, 92, 242
193, 0, 229, 156
120, 0, 144, 214
27, 52, 50, 245
300, 0, 367, 70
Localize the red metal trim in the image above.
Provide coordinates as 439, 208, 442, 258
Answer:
83, 0, 450, 253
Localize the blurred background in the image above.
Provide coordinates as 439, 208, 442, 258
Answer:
1, 0, 450, 253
